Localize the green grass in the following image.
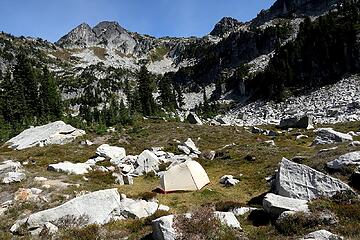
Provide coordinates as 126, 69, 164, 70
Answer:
0, 120, 359, 239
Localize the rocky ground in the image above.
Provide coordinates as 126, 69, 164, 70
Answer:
217, 75, 360, 127
0, 119, 359, 239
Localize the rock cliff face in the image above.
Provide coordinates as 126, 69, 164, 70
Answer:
253, 0, 341, 26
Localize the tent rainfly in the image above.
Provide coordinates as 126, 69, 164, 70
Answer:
159, 160, 210, 193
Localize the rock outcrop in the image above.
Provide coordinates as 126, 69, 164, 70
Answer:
274, 158, 355, 200
6, 121, 85, 150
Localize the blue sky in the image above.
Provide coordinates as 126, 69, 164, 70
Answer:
1, 0, 275, 42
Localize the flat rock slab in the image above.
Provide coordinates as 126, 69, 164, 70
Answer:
327, 151, 360, 170
6, 121, 85, 150
48, 161, 92, 175
263, 193, 309, 217
275, 158, 355, 200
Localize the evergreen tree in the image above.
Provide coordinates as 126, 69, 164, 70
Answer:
158, 75, 176, 111
13, 53, 38, 118
39, 66, 62, 120
138, 66, 157, 116
174, 84, 185, 109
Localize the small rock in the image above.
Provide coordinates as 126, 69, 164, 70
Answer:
232, 207, 257, 216
296, 135, 309, 140
264, 140, 276, 146
301, 230, 343, 240
177, 145, 191, 155
158, 204, 170, 212
219, 175, 240, 187
349, 141, 360, 147
96, 144, 126, 161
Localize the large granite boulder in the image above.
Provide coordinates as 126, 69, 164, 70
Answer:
96, 144, 126, 161
327, 151, 360, 170
313, 128, 353, 145
6, 121, 85, 150
263, 193, 309, 218
279, 115, 314, 129
10, 189, 159, 235
48, 162, 92, 175
274, 158, 355, 200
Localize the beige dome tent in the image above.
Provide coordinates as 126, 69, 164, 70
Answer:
159, 160, 210, 193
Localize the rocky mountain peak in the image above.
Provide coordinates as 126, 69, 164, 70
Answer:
56, 22, 96, 47
210, 17, 243, 37
92, 21, 128, 37
56, 20, 137, 51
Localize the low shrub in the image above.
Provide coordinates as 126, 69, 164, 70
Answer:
275, 212, 320, 236
173, 206, 242, 240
